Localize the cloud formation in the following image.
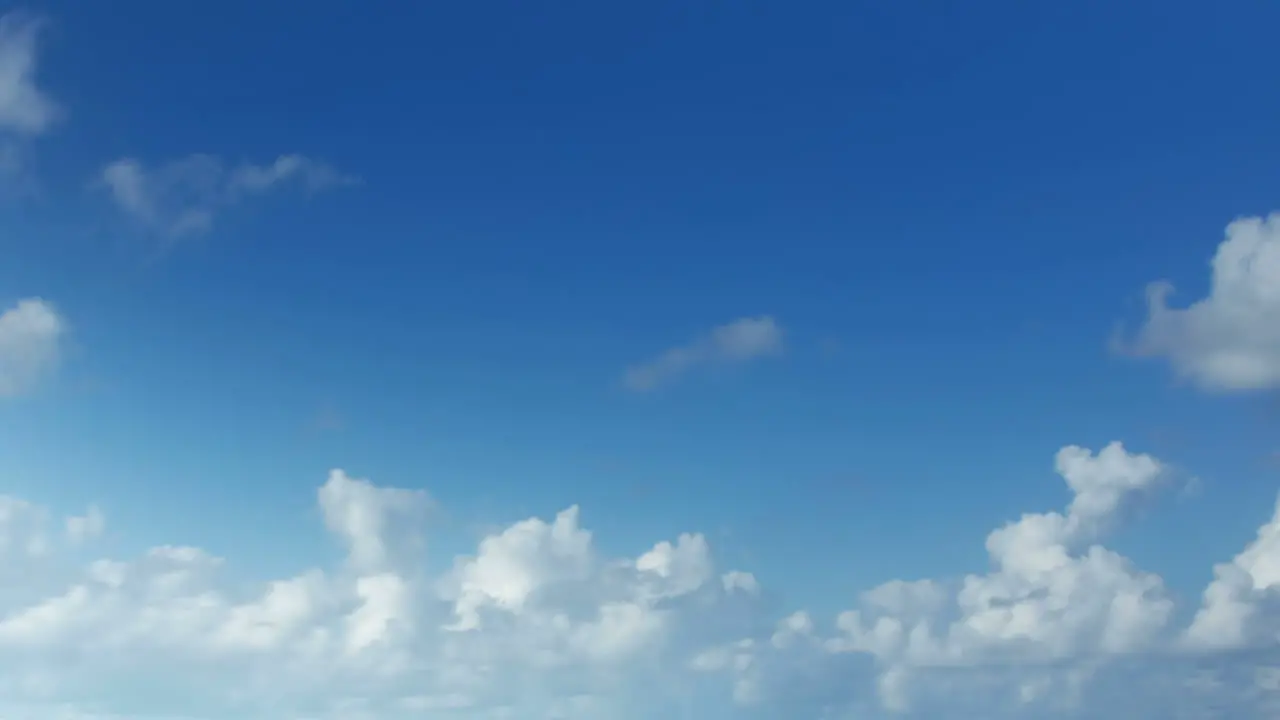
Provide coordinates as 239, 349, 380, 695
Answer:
1, 438, 1279, 718
623, 315, 783, 391
0, 298, 64, 396
1125, 212, 1280, 392
98, 153, 358, 238
748, 443, 1175, 712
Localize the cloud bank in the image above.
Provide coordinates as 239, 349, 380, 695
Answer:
0, 443, 1278, 719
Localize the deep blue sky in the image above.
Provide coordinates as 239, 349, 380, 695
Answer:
3, 0, 1279, 624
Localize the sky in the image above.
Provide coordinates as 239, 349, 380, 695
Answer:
1, 0, 1280, 717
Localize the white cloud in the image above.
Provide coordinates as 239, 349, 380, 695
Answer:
623, 315, 783, 391
98, 153, 358, 238
1124, 212, 1280, 391
810, 445, 1172, 707
0, 298, 64, 396
1184, 495, 1280, 651
0, 443, 1278, 718
0, 471, 736, 718
318, 469, 430, 574
721, 569, 759, 595
699, 443, 1190, 716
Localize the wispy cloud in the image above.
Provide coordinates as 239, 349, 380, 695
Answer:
0, 12, 59, 191
0, 13, 58, 137
98, 153, 359, 239
227, 154, 358, 196
623, 315, 783, 391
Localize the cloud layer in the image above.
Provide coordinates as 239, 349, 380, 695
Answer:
0, 440, 1278, 719
624, 315, 783, 392
1126, 212, 1280, 392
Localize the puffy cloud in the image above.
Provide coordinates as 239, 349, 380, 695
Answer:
318, 469, 431, 574
442, 505, 593, 632
623, 315, 784, 391
98, 153, 358, 238
940, 442, 1168, 655
0, 298, 64, 396
0, 468, 740, 718
0, 445, 1279, 718
1124, 212, 1280, 392
702, 443, 1181, 715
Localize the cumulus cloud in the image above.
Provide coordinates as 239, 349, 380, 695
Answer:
0, 469, 749, 719
98, 153, 358, 238
1184, 495, 1280, 651
623, 315, 783, 391
1124, 212, 1280, 392
706, 442, 1175, 714
0, 443, 1279, 718
0, 298, 64, 396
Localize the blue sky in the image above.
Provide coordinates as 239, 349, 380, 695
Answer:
1, 1, 1280, 717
